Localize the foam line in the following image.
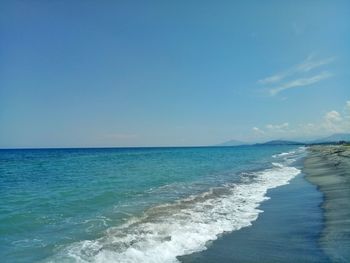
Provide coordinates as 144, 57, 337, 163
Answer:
48, 149, 303, 263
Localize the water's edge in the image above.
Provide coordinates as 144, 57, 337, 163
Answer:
180, 157, 329, 263
1, 146, 325, 262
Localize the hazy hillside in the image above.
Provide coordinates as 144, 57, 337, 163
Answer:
309, 133, 350, 144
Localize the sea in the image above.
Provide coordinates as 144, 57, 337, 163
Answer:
0, 145, 327, 262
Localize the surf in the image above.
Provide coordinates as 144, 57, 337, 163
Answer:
48, 149, 303, 263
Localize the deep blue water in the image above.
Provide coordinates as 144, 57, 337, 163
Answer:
0, 145, 309, 262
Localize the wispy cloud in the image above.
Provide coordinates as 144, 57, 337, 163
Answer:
258, 54, 335, 95
258, 74, 286, 85
296, 55, 335, 72
269, 71, 333, 95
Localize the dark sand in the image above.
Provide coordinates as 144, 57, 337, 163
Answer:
304, 145, 350, 262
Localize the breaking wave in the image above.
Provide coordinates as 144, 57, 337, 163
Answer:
47, 149, 303, 263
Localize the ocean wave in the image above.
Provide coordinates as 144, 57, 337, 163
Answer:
272, 147, 307, 165
47, 150, 303, 263
272, 152, 290, 158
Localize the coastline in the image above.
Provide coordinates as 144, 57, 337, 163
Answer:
180, 157, 328, 262
3, 145, 349, 262
304, 145, 350, 262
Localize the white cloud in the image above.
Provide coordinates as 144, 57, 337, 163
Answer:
252, 127, 264, 135
324, 110, 342, 122
258, 55, 335, 96
305, 107, 350, 136
258, 72, 289, 85
345, 101, 350, 114
296, 55, 335, 72
301, 107, 349, 136
322, 110, 344, 133
250, 101, 350, 140
266, 122, 289, 131
269, 71, 333, 95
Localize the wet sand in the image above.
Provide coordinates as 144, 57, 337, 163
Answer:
304, 145, 350, 262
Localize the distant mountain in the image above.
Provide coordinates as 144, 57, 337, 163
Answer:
255, 140, 304, 146
309, 133, 350, 144
216, 133, 350, 147
216, 139, 247, 147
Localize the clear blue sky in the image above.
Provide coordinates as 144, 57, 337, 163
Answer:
1, 0, 349, 148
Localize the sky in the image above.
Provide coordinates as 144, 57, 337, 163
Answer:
1, 0, 349, 148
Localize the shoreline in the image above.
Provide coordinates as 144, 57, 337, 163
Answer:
180, 156, 328, 262
304, 145, 350, 262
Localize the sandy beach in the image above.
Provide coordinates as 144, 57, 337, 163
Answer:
304, 145, 350, 262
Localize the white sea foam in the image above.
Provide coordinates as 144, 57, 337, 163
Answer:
272, 152, 289, 158
48, 150, 303, 263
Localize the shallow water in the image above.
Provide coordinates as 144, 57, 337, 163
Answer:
0, 145, 306, 262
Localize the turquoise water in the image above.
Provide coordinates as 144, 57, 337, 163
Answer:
0, 145, 304, 262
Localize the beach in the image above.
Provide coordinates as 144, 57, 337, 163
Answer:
304, 145, 350, 262
180, 158, 328, 263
